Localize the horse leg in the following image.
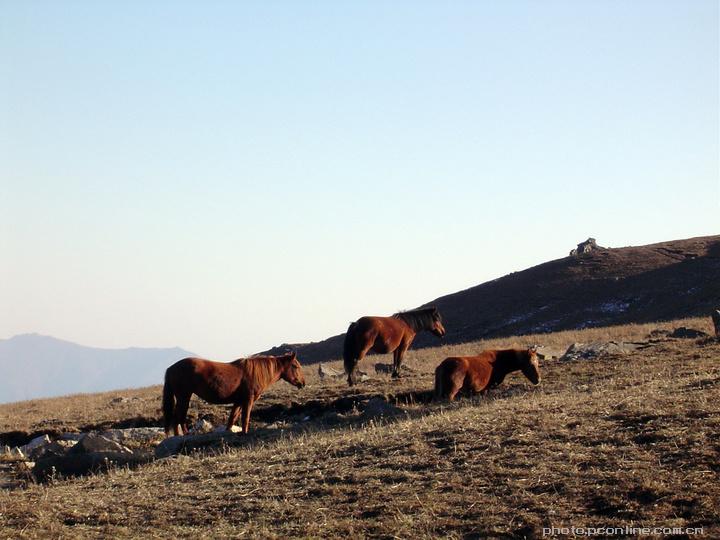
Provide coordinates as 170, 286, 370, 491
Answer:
227, 404, 241, 431
241, 397, 256, 434
392, 341, 410, 379
391, 349, 401, 379
348, 342, 373, 386
448, 372, 465, 402
174, 393, 191, 436
162, 379, 176, 438
448, 381, 461, 402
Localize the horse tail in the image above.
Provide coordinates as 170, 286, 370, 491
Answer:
434, 363, 444, 400
343, 321, 358, 375
162, 369, 175, 436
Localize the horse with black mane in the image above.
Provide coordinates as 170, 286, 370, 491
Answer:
343, 307, 446, 386
434, 347, 540, 401
162, 352, 306, 437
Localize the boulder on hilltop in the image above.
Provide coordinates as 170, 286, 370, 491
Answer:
570, 238, 605, 257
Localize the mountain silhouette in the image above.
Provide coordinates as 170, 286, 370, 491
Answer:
0, 334, 194, 403
260, 235, 720, 363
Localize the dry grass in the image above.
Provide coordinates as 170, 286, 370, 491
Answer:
0, 316, 711, 435
0, 317, 718, 538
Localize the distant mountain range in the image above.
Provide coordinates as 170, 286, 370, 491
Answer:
0, 334, 194, 404
260, 235, 720, 363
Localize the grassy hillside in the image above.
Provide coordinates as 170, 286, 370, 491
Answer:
260, 235, 720, 363
1, 317, 718, 538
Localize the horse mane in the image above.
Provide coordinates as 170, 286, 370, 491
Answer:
234, 354, 292, 388
392, 307, 439, 332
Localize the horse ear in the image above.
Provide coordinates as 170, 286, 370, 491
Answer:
290, 350, 297, 360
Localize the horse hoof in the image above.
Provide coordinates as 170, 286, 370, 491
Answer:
391, 373, 401, 379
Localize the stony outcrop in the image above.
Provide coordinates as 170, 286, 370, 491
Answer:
570, 238, 604, 257
2, 429, 158, 481
534, 346, 564, 361
560, 341, 649, 361
69, 433, 134, 455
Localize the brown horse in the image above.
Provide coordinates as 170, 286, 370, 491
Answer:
162, 352, 306, 437
343, 307, 446, 386
434, 348, 540, 401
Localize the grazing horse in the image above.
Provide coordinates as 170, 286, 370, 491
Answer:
434, 348, 540, 401
162, 352, 306, 437
343, 307, 446, 386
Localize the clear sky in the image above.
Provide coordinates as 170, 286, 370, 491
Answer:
1, 1, 718, 359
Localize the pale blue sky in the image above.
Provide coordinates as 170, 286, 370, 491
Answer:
1, 1, 718, 359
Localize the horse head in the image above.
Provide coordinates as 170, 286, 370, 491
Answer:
280, 351, 306, 389
430, 307, 446, 338
520, 347, 541, 385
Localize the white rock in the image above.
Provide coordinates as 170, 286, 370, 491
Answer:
18, 435, 52, 459
21, 435, 51, 452
70, 433, 134, 455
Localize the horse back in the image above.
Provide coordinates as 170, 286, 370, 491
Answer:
443, 354, 495, 392
167, 357, 246, 404
358, 316, 412, 348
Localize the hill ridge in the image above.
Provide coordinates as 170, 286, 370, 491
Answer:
260, 234, 720, 362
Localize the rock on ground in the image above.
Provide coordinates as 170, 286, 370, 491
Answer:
534, 346, 565, 361
69, 433, 134, 455
155, 431, 240, 459
560, 341, 648, 361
